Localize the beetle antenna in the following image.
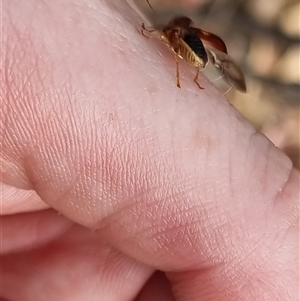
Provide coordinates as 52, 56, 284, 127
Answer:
146, 0, 158, 24
146, 0, 155, 16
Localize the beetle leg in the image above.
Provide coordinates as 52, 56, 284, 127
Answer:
141, 23, 158, 38
175, 54, 181, 88
193, 67, 204, 89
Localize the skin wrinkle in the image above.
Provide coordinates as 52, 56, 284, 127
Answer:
243, 228, 296, 300
273, 161, 295, 206
3, 29, 59, 190
99, 189, 200, 256
181, 220, 206, 256
99, 179, 239, 269
226, 126, 237, 203
261, 142, 273, 198
275, 177, 299, 235
153, 209, 199, 242
32, 78, 104, 206
30, 82, 84, 191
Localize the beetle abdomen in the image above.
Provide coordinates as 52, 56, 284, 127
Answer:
182, 32, 208, 67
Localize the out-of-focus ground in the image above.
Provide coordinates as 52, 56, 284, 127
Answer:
133, 0, 300, 169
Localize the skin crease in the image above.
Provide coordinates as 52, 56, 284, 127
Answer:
0, 0, 299, 300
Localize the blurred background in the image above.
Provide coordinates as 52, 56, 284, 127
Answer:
133, 0, 300, 169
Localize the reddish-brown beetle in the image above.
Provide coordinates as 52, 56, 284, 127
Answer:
141, 1, 246, 92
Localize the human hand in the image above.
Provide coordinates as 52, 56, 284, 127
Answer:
1, 0, 299, 300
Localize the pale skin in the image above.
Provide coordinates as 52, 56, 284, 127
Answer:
1, 0, 299, 300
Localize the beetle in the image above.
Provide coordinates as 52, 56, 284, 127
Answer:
141, 1, 246, 92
